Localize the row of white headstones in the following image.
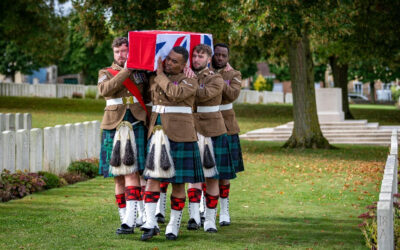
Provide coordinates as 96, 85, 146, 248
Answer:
377, 129, 398, 250
0, 113, 101, 175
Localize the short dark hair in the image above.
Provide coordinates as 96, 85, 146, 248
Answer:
193, 44, 212, 57
172, 46, 189, 63
214, 43, 230, 54
112, 37, 128, 48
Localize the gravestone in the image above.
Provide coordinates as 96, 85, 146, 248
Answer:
43, 127, 55, 173
2, 131, 15, 172
55, 125, 68, 174
5, 113, 15, 131
315, 88, 345, 122
16, 129, 30, 172
29, 128, 43, 173
23, 113, 32, 130
15, 113, 24, 130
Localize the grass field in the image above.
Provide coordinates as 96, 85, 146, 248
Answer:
0, 96, 398, 249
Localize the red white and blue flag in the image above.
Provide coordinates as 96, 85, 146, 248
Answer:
127, 30, 213, 71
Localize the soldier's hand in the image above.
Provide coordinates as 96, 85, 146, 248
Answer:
224, 62, 234, 72
184, 66, 195, 78
156, 57, 164, 75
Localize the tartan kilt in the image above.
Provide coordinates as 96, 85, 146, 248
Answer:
99, 110, 147, 178
144, 115, 204, 184
211, 134, 236, 180
227, 134, 244, 173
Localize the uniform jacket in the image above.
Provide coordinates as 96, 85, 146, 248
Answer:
194, 68, 227, 137
97, 63, 150, 130
148, 72, 198, 142
216, 67, 242, 135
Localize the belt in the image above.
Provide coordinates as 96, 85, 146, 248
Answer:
152, 105, 192, 114
106, 96, 138, 106
197, 105, 220, 113
219, 103, 233, 111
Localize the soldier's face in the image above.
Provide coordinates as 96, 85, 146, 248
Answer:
213, 46, 229, 69
165, 51, 186, 75
192, 50, 211, 71
113, 44, 129, 67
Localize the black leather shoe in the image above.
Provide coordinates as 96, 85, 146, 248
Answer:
187, 218, 200, 230
156, 213, 165, 224
219, 221, 230, 227
116, 224, 134, 235
206, 228, 217, 233
165, 233, 177, 240
140, 227, 159, 241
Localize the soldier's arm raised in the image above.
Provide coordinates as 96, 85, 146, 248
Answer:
155, 74, 198, 102
97, 69, 130, 97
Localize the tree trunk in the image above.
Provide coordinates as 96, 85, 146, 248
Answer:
329, 56, 354, 119
283, 33, 331, 149
370, 82, 375, 103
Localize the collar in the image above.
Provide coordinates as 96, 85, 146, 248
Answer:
111, 62, 123, 71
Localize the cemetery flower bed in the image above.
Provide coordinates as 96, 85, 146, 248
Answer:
0, 159, 99, 202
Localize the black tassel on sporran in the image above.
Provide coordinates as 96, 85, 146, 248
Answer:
145, 144, 155, 170
160, 144, 171, 170
122, 133, 135, 166
110, 133, 121, 167
203, 144, 215, 169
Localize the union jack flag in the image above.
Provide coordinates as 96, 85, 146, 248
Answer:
127, 30, 213, 71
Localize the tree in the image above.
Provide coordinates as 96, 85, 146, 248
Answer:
58, 11, 113, 85
233, 0, 337, 148
0, 0, 68, 79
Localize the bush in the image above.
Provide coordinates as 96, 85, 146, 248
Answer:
253, 74, 273, 91
0, 170, 46, 202
85, 88, 97, 99
67, 160, 98, 178
59, 172, 88, 184
38, 171, 61, 189
72, 92, 82, 99
391, 85, 400, 102
358, 203, 377, 249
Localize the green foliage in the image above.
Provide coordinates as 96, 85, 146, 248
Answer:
58, 11, 113, 85
391, 85, 400, 102
67, 161, 98, 178
269, 63, 291, 82
0, 0, 67, 78
357, 204, 377, 249
85, 88, 97, 99
253, 75, 273, 91
59, 172, 88, 184
38, 171, 61, 189
0, 170, 45, 202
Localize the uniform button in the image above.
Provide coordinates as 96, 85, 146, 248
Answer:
160, 92, 163, 95
159, 100, 162, 103
127, 91, 129, 94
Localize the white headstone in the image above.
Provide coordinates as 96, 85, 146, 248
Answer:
2, 131, 16, 173
15, 113, 24, 130
246, 91, 260, 104
55, 125, 68, 174
86, 122, 95, 158
15, 129, 30, 172
285, 93, 293, 104
74, 123, 86, 160
29, 128, 43, 173
0, 113, 4, 132
92, 121, 101, 158
65, 123, 76, 163
377, 201, 394, 250
43, 127, 55, 173
262, 91, 284, 104
23, 113, 32, 130
0, 132, 3, 172
5, 113, 15, 130
315, 88, 345, 122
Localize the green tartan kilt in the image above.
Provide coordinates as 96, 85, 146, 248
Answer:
227, 134, 245, 173
144, 115, 204, 184
99, 110, 147, 178
210, 134, 236, 180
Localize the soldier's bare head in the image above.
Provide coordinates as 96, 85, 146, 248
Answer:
213, 43, 230, 69
165, 46, 188, 75
192, 44, 212, 72
112, 37, 129, 67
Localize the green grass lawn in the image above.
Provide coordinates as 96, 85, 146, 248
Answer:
0, 96, 397, 249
